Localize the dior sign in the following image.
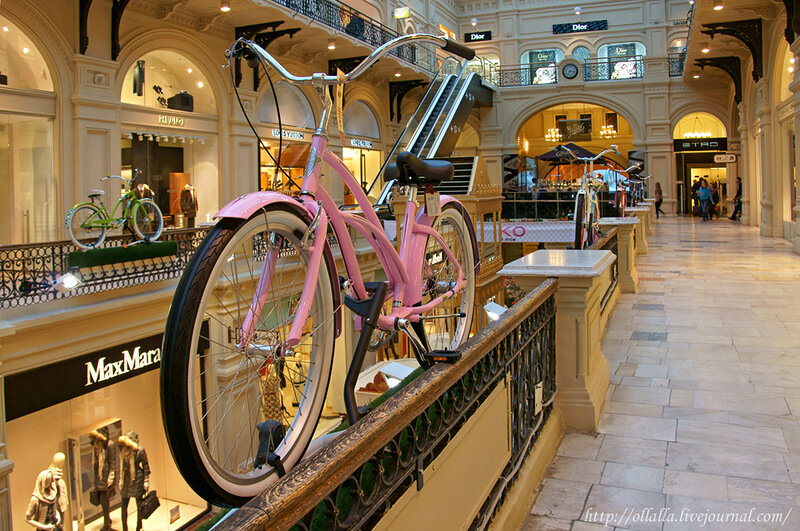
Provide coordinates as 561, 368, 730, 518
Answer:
552, 20, 608, 34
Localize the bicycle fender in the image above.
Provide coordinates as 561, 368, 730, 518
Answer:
215, 192, 342, 338
439, 195, 481, 274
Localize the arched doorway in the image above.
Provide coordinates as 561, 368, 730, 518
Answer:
0, 13, 58, 244
342, 100, 383, 199
119, 49, 220, 227
672, 112, 728, 215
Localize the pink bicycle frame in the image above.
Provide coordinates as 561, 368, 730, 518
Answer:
225, 132, 469, 348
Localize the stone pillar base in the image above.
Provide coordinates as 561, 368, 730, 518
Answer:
598, 218, 640, 293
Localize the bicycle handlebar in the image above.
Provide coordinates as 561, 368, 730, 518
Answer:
231, 33, 474, 86
101, 175, 129, 182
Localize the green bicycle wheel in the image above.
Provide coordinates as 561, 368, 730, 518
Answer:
132, 198, 164, 241
68, 203, 107, 250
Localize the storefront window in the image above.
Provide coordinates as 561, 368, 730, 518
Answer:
5, 334, 210, 530
342, 101, 383, 199
0, 15, 57, 245
121, 51, 216, 115
572, 46, 591, 62
598, 42, 646, 79
520, 49, 563, 85
258, 81, 316, 129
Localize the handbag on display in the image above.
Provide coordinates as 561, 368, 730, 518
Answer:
89, 490, 100, 506
139, 490, 160, 519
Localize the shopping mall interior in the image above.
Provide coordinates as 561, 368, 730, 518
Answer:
1, 0, 800, 529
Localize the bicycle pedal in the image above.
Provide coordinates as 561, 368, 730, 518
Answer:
428, 349, 461, 364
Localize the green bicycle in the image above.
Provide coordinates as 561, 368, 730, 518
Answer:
66, 171, 164, 250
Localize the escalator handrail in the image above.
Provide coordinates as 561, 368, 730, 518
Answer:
415, 62, 469, 158
424, 72, 478, 159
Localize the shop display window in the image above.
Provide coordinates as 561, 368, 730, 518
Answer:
598, 42, 646, 79
121, 51, 216, 115
7, 369, 209, 530
258, 81, 316, 130
342, 101, 383, 199
0, 16, 53, 91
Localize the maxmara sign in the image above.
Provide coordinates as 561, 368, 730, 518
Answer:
85, 345, 162, 387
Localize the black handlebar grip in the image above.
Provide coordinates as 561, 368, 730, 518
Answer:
442, 39, 475, 60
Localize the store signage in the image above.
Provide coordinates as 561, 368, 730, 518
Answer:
394, 6, 410, 19
271, 129, 304, 140
350, 139, 373, 148
438, 23, 456, 40
4, 322, 209, 421
552, 20, 608, 34
465, 31, 492, 43
673, 138, 727, 152
714, 153, 736, 163
158, 115, 185, 127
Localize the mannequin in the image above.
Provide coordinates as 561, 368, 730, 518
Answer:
26, 470, 60, 530
47, 453, 68, 530
180, 184, 198, 228
89, 427, 117, 531
133, 183, 154, 200
118, 432, 150, 531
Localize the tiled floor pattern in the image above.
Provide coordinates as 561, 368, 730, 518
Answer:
523, 216, 800, 530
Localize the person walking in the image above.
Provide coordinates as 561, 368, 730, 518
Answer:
729, 176, 743, 221
709, 182, 720, 219
697, 179, 713, 221
654, 182, 665, 218
691, 179, 702, 216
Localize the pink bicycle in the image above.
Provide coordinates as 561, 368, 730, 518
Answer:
161, 34, 478, 505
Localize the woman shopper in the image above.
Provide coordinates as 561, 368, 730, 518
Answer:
654, 182, 665, 218
697, 179, 713, 221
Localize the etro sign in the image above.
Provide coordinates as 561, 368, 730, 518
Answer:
553, 20, 608, 34
673, 138, 728, 152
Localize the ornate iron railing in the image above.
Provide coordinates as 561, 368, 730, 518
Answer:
494, 62, 558, 87
583, 56, 644, 81
219, 279, 558, 530
269, 0, 437, 72
502, 191, 624, 220
0, 228, 210, 308
669, 52, 686, 77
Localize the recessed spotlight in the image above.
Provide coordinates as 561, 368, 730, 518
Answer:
2, 27, 8, 32
327, 40, 336, 50
693, 74, 700, 79
197, 81, 204, 88
471, 18, 477, 26
187, 67, 193, 73
790, 66, 795, 73
713, 4, 723, 10
220, 1, 231, 12
689, 0, 694, 4
394, 71, 401, 77
791, 58, 796, 64
574, 6, 581, 15
22, 47, 29, 54
701, 48, 710, 54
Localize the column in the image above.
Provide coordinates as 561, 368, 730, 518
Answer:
625, 206, 650, 254
755, 78, 776, 236
737, 103, 754, 226
499, 250, 616, 431
598, 217, 640, 293
790, 38, 800, 253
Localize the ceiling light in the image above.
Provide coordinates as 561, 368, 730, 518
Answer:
197, 80, 204, 88
790, 66, 795, 73
2, 27, 8, 32
574, 6, 581, 15
22, 47, 29, 54
471, 17, 477, 26
394, 71, 401, 77
701, 48, 710, 54
689, 0, 694, 4
791, 58, 796, 64
187, 67, 193, 73
693, 74, 700, 79
327, 40, 336, 50
220, 1, 231, 12
713, 4, 723, 10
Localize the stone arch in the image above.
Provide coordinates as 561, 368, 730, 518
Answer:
568, 39, 595, 57
670, 103, 731, 140
341, 85, 388, 140
115, 29, 230, 117
504, 93, 645, 147
343, 97, 383, 139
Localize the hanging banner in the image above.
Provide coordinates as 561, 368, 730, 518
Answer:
482, 220, 575, 243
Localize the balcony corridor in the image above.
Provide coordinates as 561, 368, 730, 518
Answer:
525, 216, 800, 530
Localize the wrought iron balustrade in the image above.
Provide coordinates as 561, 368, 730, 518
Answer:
583, 56, 644, 81
219, 279, 558, 530
669, 52, 686, 77
269, 0, 437, 72
495, 62, 558, 87
0, 228, 210, 308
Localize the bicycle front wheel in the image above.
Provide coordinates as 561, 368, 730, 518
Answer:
132, 198, 164, 241
68, 203, 107, 250
420, 204, 476, 364
161, 206, 335, 506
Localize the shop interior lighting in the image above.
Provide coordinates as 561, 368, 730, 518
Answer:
22, 47, 29, 54
713, 4, 724, 11
701, 48, 710, 54
394, 71, 401, 77
524, 139, 529, 151
187, 67, 193, 73
196, 80, 204, 88
600, 124, 617, 139
545, 128, 562, 142
683, 114, 712, 138
2, 26, 8, 32
220, 1, 231, 12
327, 40, 336, 50
54, 272, 81, 294
693, 74, 700, 79
471, 17, 477, 26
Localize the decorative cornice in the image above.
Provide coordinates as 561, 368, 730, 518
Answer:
701, 19, 762, 81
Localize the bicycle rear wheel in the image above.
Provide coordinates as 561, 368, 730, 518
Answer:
161, 206, 335, 506
132, 198, 164, 241
68, 203, 107, 250
573, 192, 585, 249
419, 204, 475, 365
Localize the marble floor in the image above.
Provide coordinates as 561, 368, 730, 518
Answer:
524, 215, 800, 530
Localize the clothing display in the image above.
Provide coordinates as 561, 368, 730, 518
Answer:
133, 183, 154, 200
118, 431, 150, 531
90, 426, 117, 531
180, 185, 198, 228
47, 453, 68, 531
26, 469, 60, 530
